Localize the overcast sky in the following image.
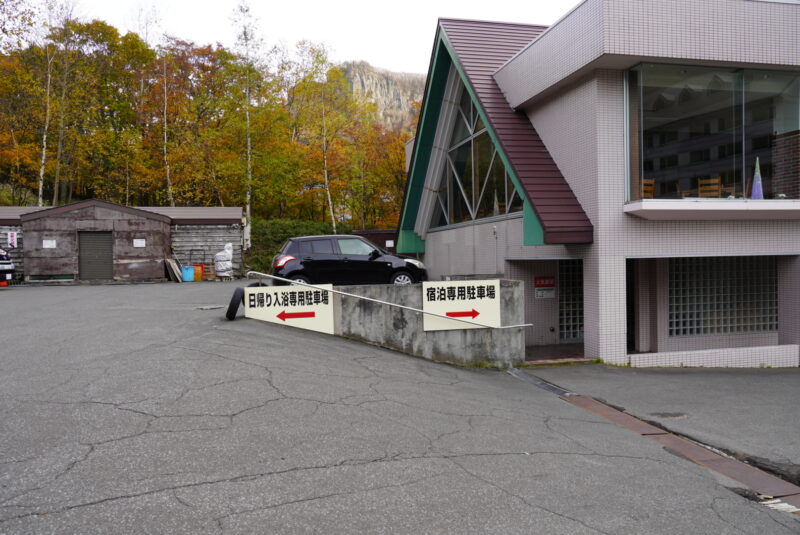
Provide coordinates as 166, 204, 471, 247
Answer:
70, 0, 581, 74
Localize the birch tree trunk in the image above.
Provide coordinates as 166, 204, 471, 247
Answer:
37, 48, 55, 207
163, 56, 174, 207
53, 67, 67, 206
321, 90, 336, 234
245, 72, 252, 246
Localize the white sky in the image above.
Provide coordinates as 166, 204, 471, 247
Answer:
68, 0, 581, 74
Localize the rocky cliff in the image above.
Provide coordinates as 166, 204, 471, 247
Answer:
341, 61, 425, 131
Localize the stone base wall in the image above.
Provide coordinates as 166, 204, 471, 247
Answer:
334, 280, 525, 368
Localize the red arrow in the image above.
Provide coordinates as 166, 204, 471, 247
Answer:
446, 309, 479, 319
277, 310, 316, 322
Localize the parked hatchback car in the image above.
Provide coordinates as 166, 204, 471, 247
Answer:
272, 235, 427, 285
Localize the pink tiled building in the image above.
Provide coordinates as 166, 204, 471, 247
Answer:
397, 0, 800, 367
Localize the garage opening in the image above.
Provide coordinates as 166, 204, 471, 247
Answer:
78, 231, 113, 280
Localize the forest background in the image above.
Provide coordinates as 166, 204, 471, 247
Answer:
0, 0, 418, 266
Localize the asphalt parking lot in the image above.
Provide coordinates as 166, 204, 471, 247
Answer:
0, 282, 798, 533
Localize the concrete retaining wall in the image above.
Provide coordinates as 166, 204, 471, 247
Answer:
333, 280, 525, 368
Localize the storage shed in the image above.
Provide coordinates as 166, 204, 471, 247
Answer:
1, 199, 244, 281
21, 200, 171, 281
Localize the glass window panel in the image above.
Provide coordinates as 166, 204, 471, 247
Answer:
309, 239, 333, 254
632, 64, 742, 199
459, 88, 473, 129
473, 132, 494, 210
448, 167, 472, 224
477, 153, 506, 218
448, 143, 473, 215
507, 184, 524, 213
337, 238, 374, 256
450, 112, 471, 146
629, 63, 800, 201
744, 71, 800, 199
474, 114, 485, 133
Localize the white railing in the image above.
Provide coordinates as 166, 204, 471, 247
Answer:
245, 270, 532, 330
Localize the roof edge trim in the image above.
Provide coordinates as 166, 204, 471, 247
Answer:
20, 199, 171, 224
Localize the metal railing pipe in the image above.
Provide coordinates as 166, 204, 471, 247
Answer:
245, 270, 532, 330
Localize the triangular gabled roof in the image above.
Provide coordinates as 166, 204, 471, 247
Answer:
19, 199, 171, 224
398, 18, 592, 250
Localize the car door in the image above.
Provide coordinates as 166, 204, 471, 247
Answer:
335, 237, 388, 284
298, 238, 338, 283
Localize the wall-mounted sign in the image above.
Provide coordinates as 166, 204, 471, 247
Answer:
534, 276, 556, 299
133, 239, 146, 248
244, 284, 334, 335
7, 231, 17, 248
385, 240, 395, 248
422, 280, 501, 331
42, 239, 56, 249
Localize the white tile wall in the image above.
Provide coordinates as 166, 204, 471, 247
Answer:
496, 0, 800, 108
630, 345, 799, 368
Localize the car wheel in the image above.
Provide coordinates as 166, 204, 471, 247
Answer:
248, 280, 269, 287
290, 275, 310, 285
390, 271, 414, 285
226, 287, 245, 320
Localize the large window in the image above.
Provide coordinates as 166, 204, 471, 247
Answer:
628, 64, 800, 201
668, 256, 777, 337
429, 84, 523, 229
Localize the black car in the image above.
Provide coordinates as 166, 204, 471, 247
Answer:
271, 235, 427, 285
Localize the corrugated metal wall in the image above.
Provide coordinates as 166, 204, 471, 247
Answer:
171, 225, 243, 276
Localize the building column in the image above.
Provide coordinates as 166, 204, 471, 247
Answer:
778, 255, 800, 345
583, 251, 628, 364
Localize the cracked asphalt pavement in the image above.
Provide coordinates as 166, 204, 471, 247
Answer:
1, 283, 798, 534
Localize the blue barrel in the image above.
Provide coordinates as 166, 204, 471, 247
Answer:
181, 266, 195, 282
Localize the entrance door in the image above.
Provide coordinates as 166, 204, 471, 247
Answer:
78, 231, 113, 280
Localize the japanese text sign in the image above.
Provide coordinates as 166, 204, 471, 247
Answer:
244, 284, 334, 335
422, 280, 501, 331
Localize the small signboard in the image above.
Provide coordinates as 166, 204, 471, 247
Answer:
133, 239, 146, 248
244, 284, 334, 335
534, 276, 556, 299
422, 280, 501, 331
7, 231, 17, 248
42, 239, 56, 249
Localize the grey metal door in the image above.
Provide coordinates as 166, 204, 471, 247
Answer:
78, 231, 113, 280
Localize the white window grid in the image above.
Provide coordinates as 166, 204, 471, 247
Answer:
559, 260, 584, 342
668, 256, 777, 337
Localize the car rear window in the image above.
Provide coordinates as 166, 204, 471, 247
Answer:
283, 240, 300, 255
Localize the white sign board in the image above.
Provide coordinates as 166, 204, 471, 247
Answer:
42, 239, 56, 249
244, 284, 334, 335
422, 280, 502, 331
535, 288, 555, 299
7, 231, 18, 248
133, 239, 146, 248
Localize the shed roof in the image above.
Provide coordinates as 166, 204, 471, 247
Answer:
0, 201, 242, 225
0, 206, 45, 225
439, 18, 593, 244
138, 207, 242, 225
20, 199, 171, 223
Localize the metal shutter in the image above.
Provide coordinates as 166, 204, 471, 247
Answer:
78, 231, 114, 280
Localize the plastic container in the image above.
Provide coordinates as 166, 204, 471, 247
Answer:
192, 264, 204, 281
181, 266, 195, 282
